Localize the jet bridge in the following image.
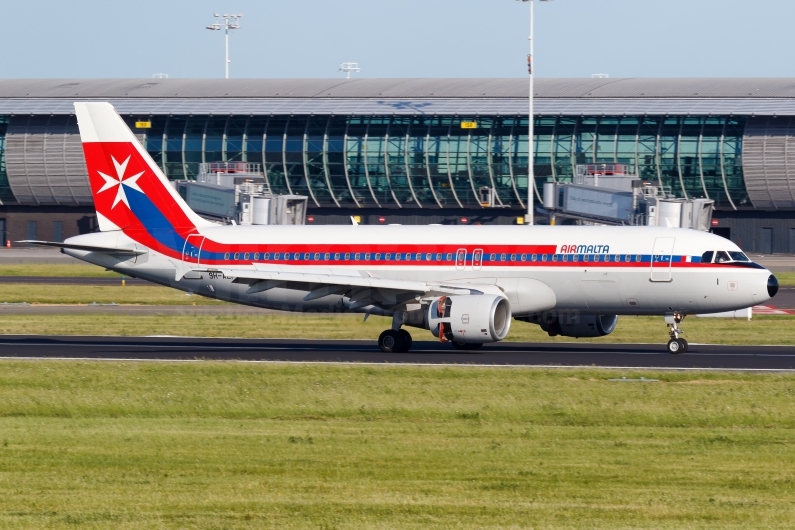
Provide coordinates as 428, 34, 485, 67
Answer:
541, 164, 714, 230
176, 162, 307, 226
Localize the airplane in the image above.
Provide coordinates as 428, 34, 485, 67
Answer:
22, 102, 779, 355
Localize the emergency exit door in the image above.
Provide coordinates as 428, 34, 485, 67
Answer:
182, 234, 205, 266
650, 237, 675, 282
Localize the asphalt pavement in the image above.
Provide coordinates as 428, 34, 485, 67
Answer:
2, 336, 795, 370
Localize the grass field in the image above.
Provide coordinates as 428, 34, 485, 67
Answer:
0, 312, 793, 345
0, 283, 226, 305
0, 361, 793, 529
0, 264, 121, 277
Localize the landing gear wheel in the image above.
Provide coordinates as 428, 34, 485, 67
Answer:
452, 341, 483, 351
378, 330, 403, 353
398, 329, 413, 352
667, 338, 687, 355
665, 312, 688, 355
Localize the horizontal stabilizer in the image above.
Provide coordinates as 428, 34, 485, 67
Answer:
16, 240, 146, 256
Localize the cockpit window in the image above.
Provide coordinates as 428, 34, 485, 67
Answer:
702, 250, 752, 264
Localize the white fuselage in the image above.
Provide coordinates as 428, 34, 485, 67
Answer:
62, 224, 774, 318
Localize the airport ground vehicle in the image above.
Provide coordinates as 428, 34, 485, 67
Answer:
24, 103, 779, 354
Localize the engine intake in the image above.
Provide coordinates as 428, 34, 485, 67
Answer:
424, 295, 512, 344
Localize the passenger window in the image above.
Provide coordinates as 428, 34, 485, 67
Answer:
701, 251, 714, 263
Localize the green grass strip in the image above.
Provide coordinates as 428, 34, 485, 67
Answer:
0, 313, 794, 345
0, 362, 793, 528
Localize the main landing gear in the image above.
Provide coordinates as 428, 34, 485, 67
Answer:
378, 329, 413, 353
665, 312, 688, 354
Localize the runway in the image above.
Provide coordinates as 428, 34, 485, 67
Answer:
2, 335, 795, 370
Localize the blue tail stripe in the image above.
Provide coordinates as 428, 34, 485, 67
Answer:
126, 187, 226, 261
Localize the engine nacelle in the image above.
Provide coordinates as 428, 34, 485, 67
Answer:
523, 313, 618, 338
426, 295, 511, 344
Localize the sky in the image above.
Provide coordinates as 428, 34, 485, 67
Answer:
2, 0, 794, 79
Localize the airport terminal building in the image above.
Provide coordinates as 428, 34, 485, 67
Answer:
1, 77, 795, 252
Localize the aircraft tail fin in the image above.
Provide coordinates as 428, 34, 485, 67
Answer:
74, 102, 212, 235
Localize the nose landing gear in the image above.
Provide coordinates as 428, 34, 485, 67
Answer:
665, 312, 688, 354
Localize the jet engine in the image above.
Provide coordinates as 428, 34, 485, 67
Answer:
521, 313, 618, 338
416, 294, 511, 344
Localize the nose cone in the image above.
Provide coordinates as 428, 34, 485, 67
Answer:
768, 274, 779, 298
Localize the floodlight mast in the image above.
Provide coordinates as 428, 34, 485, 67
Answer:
339, 62, 361, 79
206, 13, 243, 79
516, 0, 553, 225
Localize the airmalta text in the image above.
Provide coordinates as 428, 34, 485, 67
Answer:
560, 244, 610, 254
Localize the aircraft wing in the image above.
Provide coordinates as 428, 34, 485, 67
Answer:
196, 264, 484, 310
17, 240, 146, 256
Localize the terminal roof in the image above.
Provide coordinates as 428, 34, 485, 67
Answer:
2, 78, 795, 99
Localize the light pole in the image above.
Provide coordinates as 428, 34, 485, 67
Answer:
517, 0, 552, 225
339, 62, 361, 79
206, 13, 243, 79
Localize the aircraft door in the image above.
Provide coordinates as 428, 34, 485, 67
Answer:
455, 248, 467, 270
472, 249, 483, 270
650, 237, 675, 282
182, 234, 205, 266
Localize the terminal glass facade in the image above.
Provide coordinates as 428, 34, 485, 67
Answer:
0, 114, 749, 208
0, 116, 14, 203
127, 114, 748, 209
